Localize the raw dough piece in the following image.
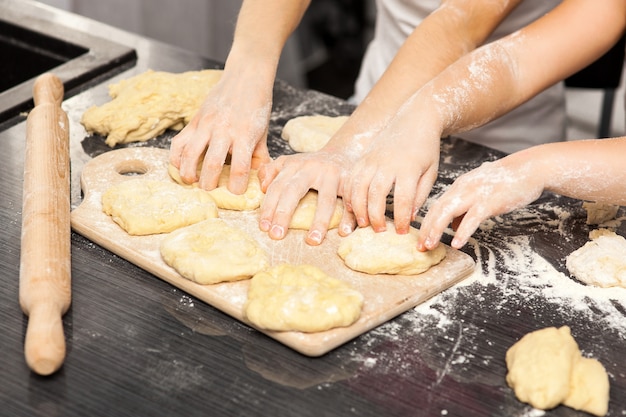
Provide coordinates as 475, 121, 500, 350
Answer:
563, 357, 611, 416
160, 218, 269, 284
583, 201, 619, 225
168, 163, 263, 210
82, 69, 222, 147
245, 264, 364, 332
282, 115, 349, 152
102, 179, 218, 235
506, 326, 609, 416
566, 229, 626, 288
290, 191, 344, 230
337, 223, 446, 275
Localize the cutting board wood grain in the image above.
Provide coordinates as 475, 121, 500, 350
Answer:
71, 148, 475, 356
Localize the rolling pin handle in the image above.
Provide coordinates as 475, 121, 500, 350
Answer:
24, 304, 66, 376
33, 73, 64, 107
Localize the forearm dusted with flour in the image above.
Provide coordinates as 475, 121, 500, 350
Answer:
325, 0, 522, 155
424, 0, 626, 139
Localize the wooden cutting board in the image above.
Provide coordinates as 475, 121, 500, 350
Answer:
71, 147, 475, 356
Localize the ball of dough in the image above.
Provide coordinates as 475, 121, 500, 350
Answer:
337, 223, 446, 275
566, 229, 626, 288
281, 115, 349, 152
81, 69, 223, 146
506, 326, 580, 410
160, 218, 270, 284
290, 191, 344, 230
245, 264, 364, 332
506, 326, 610, 416
102, 178, 218, 235
168, 163, 263, 210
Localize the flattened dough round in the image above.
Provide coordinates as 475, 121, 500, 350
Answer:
160, 218, 269, 284
566, 229, 626, 288
282, 115, 349, 152
290, 191, 344, 230
102, 178, 218, 235
338, 223, 446, 275
506, 326, 609, 416
169, 163, 263, 210
82, 69, 223, 147
245, 264, 364, 332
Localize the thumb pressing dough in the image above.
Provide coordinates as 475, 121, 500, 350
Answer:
245, 264, 364, 332
102, 178, 218, 235
338, 223, 446, 275
281, 115, 349, 152
160, 218, 269, 285
505, 326, 609, 416
82, 69, 223, 147
168, 163, 263, 211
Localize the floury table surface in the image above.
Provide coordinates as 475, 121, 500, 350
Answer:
1, 1, 625, 416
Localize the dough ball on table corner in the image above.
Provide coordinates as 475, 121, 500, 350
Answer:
168, 162, 263, 211
244, 264, 364, 333
337, 221, 446, 275
281, 115, 349, 153
101, 178, 218, 235
160, 218, 270, 285
505, 325, 610, 416
566, 228, 626, 288
81, 69, 223, 147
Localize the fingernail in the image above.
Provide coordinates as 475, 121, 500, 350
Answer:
340, 223, 353, 235
308, 230, 322, 245
270, 224, 285, 239
357, 217, 367, 227
259, 219, 271, 231
451, 237, 463, 248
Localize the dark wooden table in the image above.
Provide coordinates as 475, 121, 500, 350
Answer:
1, 2, 624, 416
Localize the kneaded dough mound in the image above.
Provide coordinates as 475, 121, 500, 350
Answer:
245, 264, 364, 332
506, 326, 609, 416
82, 69, 222, 147
566, 229, 626, 288
160, 218, 269, 284
282, 115, 349, 152
168, 163, 263, 211
338, 223, 446, 275
102, 179, 218, 235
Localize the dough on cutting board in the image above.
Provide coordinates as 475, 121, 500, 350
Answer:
160, 218, 269, 285
102, 178, 218, 235
168, 163, 263, 211
337, 222, 446, 275
81, 69, 222, 147
505, 326, 609, 416
290, 191, 344, 230
281, 115, 349, 152
566, 229, 626, 288
245, 264, 364, 332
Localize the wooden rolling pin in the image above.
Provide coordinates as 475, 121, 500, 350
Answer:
19, 73, 71, 375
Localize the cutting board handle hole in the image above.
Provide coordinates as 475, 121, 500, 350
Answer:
115, 159, 149, 176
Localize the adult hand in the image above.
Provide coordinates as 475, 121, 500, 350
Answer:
418, 153, 544, 250
258, 150, 357, 245
169, 71, 272, 194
